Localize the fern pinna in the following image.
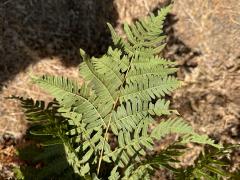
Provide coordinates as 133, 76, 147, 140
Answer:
13, 5, 223, 180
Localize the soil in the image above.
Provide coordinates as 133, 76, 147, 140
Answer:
0, 0, 239, 179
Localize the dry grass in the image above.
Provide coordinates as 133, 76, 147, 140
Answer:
171, 0, 240, 171
172, 0, 240, 147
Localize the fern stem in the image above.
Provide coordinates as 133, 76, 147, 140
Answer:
97, 111, 113, 175
97, 53, 136, 175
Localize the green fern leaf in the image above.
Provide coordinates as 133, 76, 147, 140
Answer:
108, 166, 120, 180
103, 121, 154, 168
151, 118, 194, 140
32, 75, 106, 130
79, 49, 119, 112
151, 118, 222, 148
120, 76, 180, 103
108, 5, 171, 56
181, 134, 223, 149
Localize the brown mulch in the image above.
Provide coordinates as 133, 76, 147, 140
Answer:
0, 0, 239, 179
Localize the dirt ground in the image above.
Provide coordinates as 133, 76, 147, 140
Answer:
0, 0, 239, 179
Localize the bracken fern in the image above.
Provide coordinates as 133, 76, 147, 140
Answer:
12, 5, 228, 180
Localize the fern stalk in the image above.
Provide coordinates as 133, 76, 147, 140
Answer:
96, 49, 137, 175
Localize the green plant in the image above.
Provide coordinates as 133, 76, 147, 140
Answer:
175, 145, 240, 180
12, 5, 231, 180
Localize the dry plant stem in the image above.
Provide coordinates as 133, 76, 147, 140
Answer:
96, 101, 117, 175
96, 54, 135, 175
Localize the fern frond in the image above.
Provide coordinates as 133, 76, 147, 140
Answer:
108, 166, 120, 180
103, 121, 154, 168
151, 118, 193, 140
123, 164, 152, 180
59, 108, 101, 165
93, 47, 128, 83
32, 75, 106, 130
151, 118, 222, 148
9, 96, 59, 123
126, 56, 177, 84
148, 99, 173, 116
126, 65, 177, 83
79, 49, 119, 111
175, 145, 239, 180
120, 76, 180, 103
9, 96, 66, 147
14, 97, 87, 177
13, 5, 226, 180
107, 5, 171, 56
181, 134, 223, 149
12, 97, 78, 179
110, 99, 172, 135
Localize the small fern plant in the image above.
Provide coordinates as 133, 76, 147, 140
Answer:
13, 5, 223, 179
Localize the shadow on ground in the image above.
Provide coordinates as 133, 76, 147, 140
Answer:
16, 143, 80, 180
0, 0, 118, 90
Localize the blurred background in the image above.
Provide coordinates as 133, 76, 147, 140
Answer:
0, 0, 239, 178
